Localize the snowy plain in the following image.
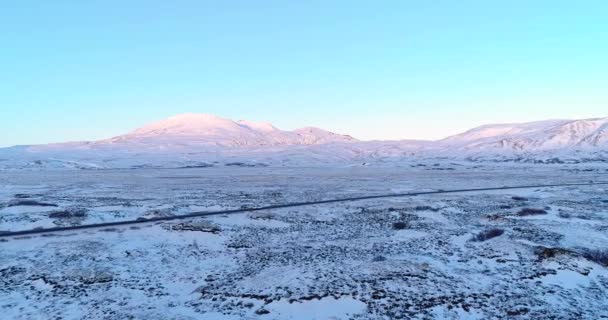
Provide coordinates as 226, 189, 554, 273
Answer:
1, 164, 608, 319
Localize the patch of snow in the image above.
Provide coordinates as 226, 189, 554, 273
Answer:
265, 297, 367, 319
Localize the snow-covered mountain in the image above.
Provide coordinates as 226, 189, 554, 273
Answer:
1, 114, 607, 169
441, 118, 608, 152
102, 113, 357, 148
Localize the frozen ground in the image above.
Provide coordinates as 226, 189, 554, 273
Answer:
1, 164, 608, 319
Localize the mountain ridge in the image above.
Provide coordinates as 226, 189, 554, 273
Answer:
442, 117, 608, 152
1, 114, 607, 168
102, 113, 357, 147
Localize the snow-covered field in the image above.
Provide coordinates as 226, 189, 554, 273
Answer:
2, 164, 608, 319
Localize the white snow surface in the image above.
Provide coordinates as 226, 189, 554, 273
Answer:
2, 165, 608, 319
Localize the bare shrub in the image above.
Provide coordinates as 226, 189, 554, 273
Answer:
517, 208, 548, 216
472, 228, 504, 241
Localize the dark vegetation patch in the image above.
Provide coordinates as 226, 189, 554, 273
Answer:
79, 273, 114, 285
248, 212, 276, 220
512, 226, 564, 245
255, 308, 270, 315
471, 228, 504, 242
414, 206, 439, 212
372, 255, 387, 262
165, 222, 221, 234
40, 233, 59, 237
225, 162, 268, 167
517, 208, 548, 216
143, 208, 174, 218
582, 249, 608, 266
48, 208, 88, 219
0, 266, 26, 277
507, 308, 530, 316
13, 194, 43, 199
486, 213, 509, 221
392, 222, 408, 230
157, 176, 203, 179
534, 246, 574, 261
7, 200, 58, 207
179, 163, 214, 168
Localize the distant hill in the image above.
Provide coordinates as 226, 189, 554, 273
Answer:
1, 114, 606, 169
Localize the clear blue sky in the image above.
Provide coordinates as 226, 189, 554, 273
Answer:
1, 1, 607, 146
